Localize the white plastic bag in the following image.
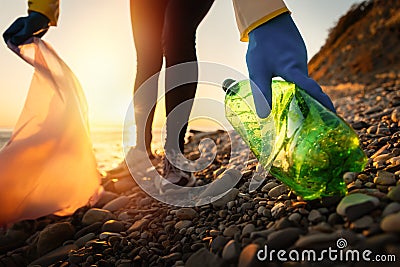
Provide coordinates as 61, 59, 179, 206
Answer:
0, 38, 102, 225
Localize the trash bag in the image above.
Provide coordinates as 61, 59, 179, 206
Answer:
0, 38, 102, 225
224, 79, 367, 200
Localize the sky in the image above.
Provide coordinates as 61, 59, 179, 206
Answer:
0, 0, 363, 130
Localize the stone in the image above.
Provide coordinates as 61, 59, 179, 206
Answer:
387, 185, 400, 202
185, 248, 224, 267
381, 211, 400, 232
82, 208, 115, 225
242, 224, 255, 236
268, 184, 289, 199
223, 225, 241, 237
374, 171, 396, 185
308, 209, 323, 223
288, 213, 302, 223
94, 191, 119, 208
212, 188, 239, 209
37, 222, 75, 256
222, 240, 241, 263
238, 244, 263, 267
29, 244, 78, 266
266, 227, 303, 249
294, 233, 336, 249
74, 233, 95, 248
162, 252, 182, 262
175, 220, 192, 230
176, 208, 198, 220
350, 215, 374, 230
336, 193, 379, 221
261, 181, 279, 193
113, 178, 136, 193
127, 218, 149, 233
102, 196, 130, 212
343, 172, 356, 184
382, 202, 400, 217
210, 236, 229, 253
101, 220, 125, 233
99, 232, 122, 240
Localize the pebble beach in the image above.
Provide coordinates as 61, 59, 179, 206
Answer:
1, 81, 400, 267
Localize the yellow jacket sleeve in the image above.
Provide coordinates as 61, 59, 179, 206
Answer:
28, 0, 60, 26
232, 0, 289, 42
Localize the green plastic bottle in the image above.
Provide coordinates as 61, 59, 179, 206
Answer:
223, 79, 367, 200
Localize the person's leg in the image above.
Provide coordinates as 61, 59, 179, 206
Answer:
130, 0, 168, 153
162, 0, 214, 153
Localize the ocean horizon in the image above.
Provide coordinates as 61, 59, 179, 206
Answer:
0, 125, 221, 172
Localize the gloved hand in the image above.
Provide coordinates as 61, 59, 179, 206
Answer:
246, 12, 336, 118
3, 11, 50, 46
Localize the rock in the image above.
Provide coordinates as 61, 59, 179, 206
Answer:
336, 193, 379, 221
271, 202, 285, 218
175, 220, 192, 230
288, 213, 302, 223
162, 252, 182, 262
28, 244, 78, 267
102, 196, 130, 212
238, 244, 263, 267
102, 220, 125, 233
127, 218, 149, 233
113, 178, 136, 193
82, 208, 115, 225
74, 233, 95, 248
343, 172, 356, 184
222, 240, 241, 263
212, 188, 239, 209
37, 222, 75, 256
350, 215, 374, 230
268, 184, 289, 199
176, 208, 198, 220
294, 233, 337, 249
382, 202, 400, 217
308, 209, 323, 223
266, 227, 303, 249
381, 211, 400, 232
210, 236, 229, 253
387, 185, 400, 202
242, 224, 255, 236
95, 191, 119, 208
374, 171, 396, 185
99, 232, 122, 240
223, 225, 241, 237
185, 248, 224, 267
261, 182, 278, 193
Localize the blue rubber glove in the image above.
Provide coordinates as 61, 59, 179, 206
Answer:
246, 12, 336, 118
3, 11, 50, 46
